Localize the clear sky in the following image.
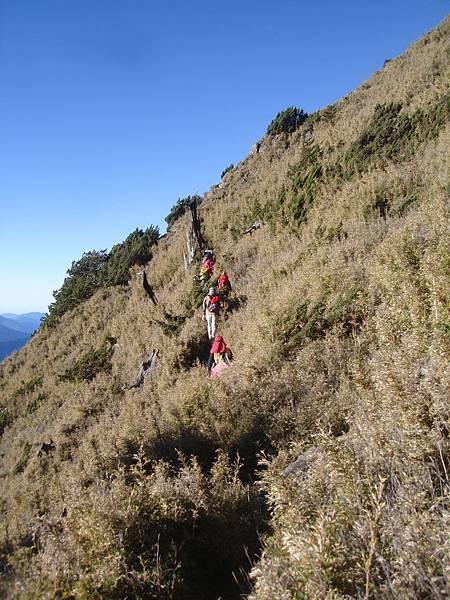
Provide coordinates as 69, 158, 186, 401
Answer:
0, 0, 448, 313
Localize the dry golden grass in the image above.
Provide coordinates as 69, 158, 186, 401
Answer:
0, 16, 449, 600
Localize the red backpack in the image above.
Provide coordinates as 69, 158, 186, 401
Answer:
208, 295, 220, 313
218, 274, 229, 288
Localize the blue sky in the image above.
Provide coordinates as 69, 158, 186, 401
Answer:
0, 0, 448, 313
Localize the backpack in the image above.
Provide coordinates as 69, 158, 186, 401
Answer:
208, 295, 220, 313
218, 274, 229, 287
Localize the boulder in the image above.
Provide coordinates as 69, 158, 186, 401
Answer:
282, 446, 319, 479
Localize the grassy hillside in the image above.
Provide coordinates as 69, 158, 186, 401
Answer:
0, 18, 449, 599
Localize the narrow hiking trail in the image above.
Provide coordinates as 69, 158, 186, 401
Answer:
135, 212, 241, 387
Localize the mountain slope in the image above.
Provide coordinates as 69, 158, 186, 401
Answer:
0, 18, 449, 600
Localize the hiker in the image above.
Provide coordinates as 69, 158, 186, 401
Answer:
217, 271, 232, 296
203, 249, 214, 262
199, 250, 214, 283
207, 335, 232, 376
199, 257, 214, 283
202, 287, 220, 340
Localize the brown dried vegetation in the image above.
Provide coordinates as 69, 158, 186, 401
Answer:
0, 18, 449, 600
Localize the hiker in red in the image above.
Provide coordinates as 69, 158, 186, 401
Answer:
202, 287, 220, 339
202, 257, 213, 276
207, 335, 232, 376
217, 271, 232, 296
199, 251, 214, 284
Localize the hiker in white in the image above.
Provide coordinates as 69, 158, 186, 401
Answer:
202, 287, 220, 340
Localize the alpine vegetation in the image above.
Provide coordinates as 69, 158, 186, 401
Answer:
0, 17, 449, 600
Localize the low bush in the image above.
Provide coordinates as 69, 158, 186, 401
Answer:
13, 374, 43, 398
103, 226, 160, 286
26, 393, 47, 415
331, 92, 450, 181
267, 106, 308, 135
165, 195, 202, 230
154, 310, 187, 337
306, 104, 337, 125
265, 145, 323, 230
175, 334, 210, 371
272, 287, 361, 355
184, 277, 206, 314
390, 190, 419, 215
44, 226, 160, 325
12, 442, 31, 474
45, 250, 108, 326
221, 164, 234, 179
370, 189, 420, 219
266, 95, 449, 233
59, 341, 115, 382
0, 407, 9, 435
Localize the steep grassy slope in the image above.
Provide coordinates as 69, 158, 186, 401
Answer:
0, 18, 449, 599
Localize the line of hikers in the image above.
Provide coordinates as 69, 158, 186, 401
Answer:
199, 250, 233, 377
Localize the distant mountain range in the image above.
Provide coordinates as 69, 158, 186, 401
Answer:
0, 313, 45, 362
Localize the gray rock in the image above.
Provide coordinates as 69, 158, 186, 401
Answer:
250, 141, 262, 155
282, 446, 319, 479
129, 349, 159, 389
243, 222, 263, 236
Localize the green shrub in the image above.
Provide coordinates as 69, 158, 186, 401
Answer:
331, 92, 450, 181
154, 310, 187, 337
266, 94, 449, 233
288, 158, 322, 224
13, 442, 31, 474
0, 407, 9, 435
60, 341, 115, 382
221, 164, 234, 178
165, 195, 202, 230
273, 287, 360, 355
391, 191, 419, 215
26, 393, 47, 415
13, 374, 43, 398
305, 104, 336, 126
265, 145, 322, 230
243, 199, 264, 232
267, 106, 308, 135
44, 226, 160, 325
103, 226, 160, 286
184, 277, 206, 314
370, 190, 419, 219
44, 250, 108, 326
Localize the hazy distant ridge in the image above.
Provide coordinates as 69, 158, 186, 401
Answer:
0, 313, 44, 361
